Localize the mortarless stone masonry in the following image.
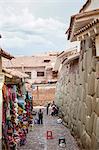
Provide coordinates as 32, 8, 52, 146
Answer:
55, 38, 99, 150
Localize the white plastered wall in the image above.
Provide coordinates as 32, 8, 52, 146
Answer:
95, 35, 99, 56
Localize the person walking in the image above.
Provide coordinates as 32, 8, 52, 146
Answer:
38, 109, 43, 124
46, 103, 50, 115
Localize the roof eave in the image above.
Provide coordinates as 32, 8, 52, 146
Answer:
66, 15, 77, 40
0, 49, 14, 60
79, 0, 91, 13
63, 54, 80, 65
67, 9, 99, 41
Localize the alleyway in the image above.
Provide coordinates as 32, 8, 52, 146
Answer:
19, 107, 79, 150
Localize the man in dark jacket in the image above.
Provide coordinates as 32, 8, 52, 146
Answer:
38, 109, 43, 124
46, 103, 50, 115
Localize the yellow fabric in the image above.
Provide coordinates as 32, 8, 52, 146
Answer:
18, 106, 23, 115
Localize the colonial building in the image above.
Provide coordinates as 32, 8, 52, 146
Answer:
3, 52, 58, 84
3, 52, 59, 106
55, 0, 99, 150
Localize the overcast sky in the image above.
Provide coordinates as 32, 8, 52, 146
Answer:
0, 0, 86, 56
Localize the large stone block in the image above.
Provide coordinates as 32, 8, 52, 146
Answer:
85, 116, 90, 135
81, 130, 91, 149
80, 124, 85, 138
73, 118, 77, 126
81, 102, 87, 125
92, 96, 96, 112
91, 57, 96, 72
96, 62, 99, 79
77, 120, 85, 138
96, 117, 99, 139
73, 102, 78, 119
78, 102, 82, 120
96, 139, 99, 150
91, 133, 97, 150
85, 113, 94, 136
95, 80, 99, 98
76, 73, 79, 85
79, 60, 83, 72
79, 71, 85, 86
81, 130, 87, 148
73, 125, 78, 134
77, 120, 81, 137
81, 87, 86, 102
79, 61, 83, 84
85, 82, 88, 96
78, 85, 83, 100
85, 133, 91, 150
87, 48, 93, 74
83, 71, 88, 85
77, 85, 80, 98
88, 72, 95, 96
91, 132, 99, 150
64, 116, 68, 123
89, 112, 95, 135
68, 119, 71, 128
86, 95, 92, 116
96, 98, 99, 116
93, 113, 98, 135
82, 52, 87, 71
75, 86, 78, 99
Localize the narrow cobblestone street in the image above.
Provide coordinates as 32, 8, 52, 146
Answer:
19, 107, 79, 150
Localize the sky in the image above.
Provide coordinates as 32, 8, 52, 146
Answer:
0, 0, 86, 56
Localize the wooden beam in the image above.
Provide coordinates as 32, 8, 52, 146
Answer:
3, 73, 12, 78
93, 27, 97, 34
0, 49, 14, 60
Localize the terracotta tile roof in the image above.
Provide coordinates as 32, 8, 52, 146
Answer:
74, 18, 99, 36
57, 51, 64, 57
62, 53, 80, 65
79, 0, 91, 13
0, 48, 14, 60
3, 55, 57, 68
3, 68, 29, 78
53, 49, 78, 71
77, 9, 99, 19
66, 9, 99, 40
66, 15, 76, 40
57, 47, 78, 58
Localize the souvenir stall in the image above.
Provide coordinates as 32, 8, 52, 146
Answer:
2, 82, 19, 150
2, 69, 30, 150
0, 49, 14, 149
25, 91, 33, 126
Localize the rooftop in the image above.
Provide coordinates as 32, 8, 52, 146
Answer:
3, 54, 57, 68
0, 48, 14, 60
3, 68, 29, 78
66, 8, 99, 41
79, 0, 91, 13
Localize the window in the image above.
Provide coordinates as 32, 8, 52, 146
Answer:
37, 72, 44, 77
44, 59, 50, 63
25, 72, 31, 79
52, 71, 58, 78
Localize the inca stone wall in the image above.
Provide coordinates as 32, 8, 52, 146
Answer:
55, 38, 99, 150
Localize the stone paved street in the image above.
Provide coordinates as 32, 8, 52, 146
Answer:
19, 107, 79, 150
